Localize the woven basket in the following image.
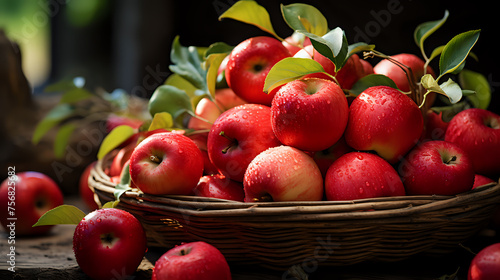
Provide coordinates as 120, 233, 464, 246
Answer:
89, 155, 500, 270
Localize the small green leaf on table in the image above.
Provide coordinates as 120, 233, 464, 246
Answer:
33, 205, 86, 227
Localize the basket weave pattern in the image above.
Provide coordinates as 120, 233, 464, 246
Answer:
89, 157, 500, 269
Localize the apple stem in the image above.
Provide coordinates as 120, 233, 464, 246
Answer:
444, 155, 457, 165
150, 155, 162, 164
253, 194, 273, 202
219, 131, 237, 154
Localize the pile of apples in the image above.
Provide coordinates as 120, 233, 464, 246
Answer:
104, 3, 500, 204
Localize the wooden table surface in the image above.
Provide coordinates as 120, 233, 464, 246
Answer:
1, 196, 499, 280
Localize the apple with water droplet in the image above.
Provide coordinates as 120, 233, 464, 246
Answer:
207, 104, 281, 182
0, 171, 63, 236
345, 86, 424, 164
325, 152, 405, 201
399, 140, 474, 195
243, 146, 323, 202
73, 208, 147, 280
153, 241, 231, 280
271, 78, 349, 151
445, 108, 500, 176
225, 36, 291, 106
194, 174, 244, 202
468, 243, 500, 280
129, 132, 204, 195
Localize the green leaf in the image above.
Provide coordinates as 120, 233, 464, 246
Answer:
459, 69, 491, 109
439, 30, 480, 78
33, 205, 86, 227
263, 57, 329, 93
350, 74, 399, 96
281, 3, 328, 36
43, 77, 85, 93
440, 78, 463, 104
170, 36, 207, 91
148, 85, 194, 123
59, 88, 94, 104
306, 27, 349, 71
148, 112, 174, 131
219, 0, 280, 39
165, 74, 201, 103
32, 104, 75, 145
205, 52, 227, 98
102, 200, 120, 208
414, 10, 449, 52
429, 45, 445, 62
113, 163, 132, 201
204, 41, 234, 58
97, 125, 136, 160
54, 123, 77, 159
421, 74, 463, 104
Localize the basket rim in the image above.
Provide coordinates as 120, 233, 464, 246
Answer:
90, 157, 500, 220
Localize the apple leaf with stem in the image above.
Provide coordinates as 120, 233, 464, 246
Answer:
97, 125, 136, 160
263, 57, 332, 93
349, 74, 399, 97
219, 0, 282, 40
414, 10, 449, 62
459, 69, 491, 109
204, 42, 233, 100
33, 205, 86, 227
438, 29, 480, 79
281, 3, 329, 37
347, 42, 376, 59
170, 36, 207, 92
305, 27, 349, 72
420, 74, 463, 106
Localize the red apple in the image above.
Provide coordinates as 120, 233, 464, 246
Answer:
345, 86, 424, 164
129, 132, 204, 195
73, 208, 147, 280
207, 104, 281, 182
187, 98, 222, 130
399, 140, 474, 195
282, 32, 311, 55
109, 144, 135, 177
153, 241, 231, 280
214, 88, 247, 111
313, 136, 353, 178
79, 161, 99, 211
243, 146, 323, 202
271, 78, 349, 151
468, 243, 500, 280
421, 110, 449, 141
0, 171, 63, 236
325, 152, 405, 201
194, 174, 244, 202
373, 53, 435, 92
225, 36, 291, 106
445, 108, 500, 176
473, 174, 495, 189
293, 46, 370, 89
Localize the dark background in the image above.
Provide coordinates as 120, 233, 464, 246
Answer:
48, 0, 499, 113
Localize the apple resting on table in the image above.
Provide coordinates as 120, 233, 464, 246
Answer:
0, 171, 63, 236
73, 208, 147, 280
225, 36, 291, 106
153, 241, 231, 280
207, 104, 281, 182
325, 152, 405, 201
345, 85, 424, 164
271, 78, 349, 151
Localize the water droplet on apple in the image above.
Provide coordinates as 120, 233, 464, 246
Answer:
359, 188, 364, 194
365, 182, 370, 187
356, 154, 364, 160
